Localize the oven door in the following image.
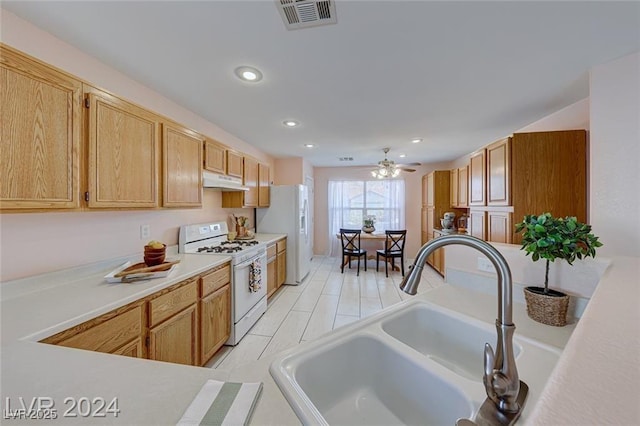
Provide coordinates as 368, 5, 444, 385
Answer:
233, 251, 267, 322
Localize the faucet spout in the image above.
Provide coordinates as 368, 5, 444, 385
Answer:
400, 234, 526, 418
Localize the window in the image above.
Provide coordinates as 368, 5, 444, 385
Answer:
328, 180, 405, 255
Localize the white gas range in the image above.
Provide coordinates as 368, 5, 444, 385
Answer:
179, 221, 267, 346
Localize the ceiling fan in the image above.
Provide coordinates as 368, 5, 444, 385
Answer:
371, 148, 421, 179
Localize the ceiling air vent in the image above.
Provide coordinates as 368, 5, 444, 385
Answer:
276, 0, 337, 30
338, 157, 354, 162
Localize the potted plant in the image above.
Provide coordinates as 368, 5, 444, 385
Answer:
362, 215, 376, 233
515, 213, 603, 326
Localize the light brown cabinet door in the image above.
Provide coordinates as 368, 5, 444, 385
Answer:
450, 169, 459, 208
420, 208, 428, 245
243, 156, 258, 207
469, 150, 486, 206
1, 46, 81, 210
162, 122, 203, 207
277, 250, 286, 287
421, 175, 428, 208
226, 150, 243, 178
258, 163, 270, 207
469, 209, 486, 240
426, 172, 435, 207
111, 338, 143, 358
45, 305, 143, 355
203, 139, 226, 174
487, 210, 513, 244
267, 257, 277, 298
487, 138, 511, 206
86, 86, 160, 208
149, 304, 198, 366
426, 207, 435, 240
458, 166, 469, 208
200, 284, 230, 365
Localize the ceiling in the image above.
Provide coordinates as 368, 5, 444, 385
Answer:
4, 1, 639, 168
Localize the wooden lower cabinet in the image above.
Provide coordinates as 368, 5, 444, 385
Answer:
427, 230, 446, 276
199, 265, 231, 366
111, 338, 143, 358
148, 304, 198, 366
277, 238, 287, 287
40, 262, 232, 367
42, 304, 143, 357
266, 243, 278, 298
200, 285, 230, 365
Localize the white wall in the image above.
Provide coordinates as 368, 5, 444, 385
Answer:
589, 52, 640, 257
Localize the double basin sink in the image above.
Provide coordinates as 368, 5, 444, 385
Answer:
270, 299, 561, 425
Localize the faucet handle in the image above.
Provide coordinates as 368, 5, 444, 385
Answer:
484, 343, 497, 402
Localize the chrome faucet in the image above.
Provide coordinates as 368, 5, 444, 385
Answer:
400, 234, 528, 426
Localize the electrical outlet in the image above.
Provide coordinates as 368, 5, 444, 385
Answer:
140, 224, 151, 240
477, 257, 495, 273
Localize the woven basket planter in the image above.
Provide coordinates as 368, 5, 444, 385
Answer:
524, 286, 569, 327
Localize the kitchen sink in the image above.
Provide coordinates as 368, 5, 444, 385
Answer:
271, 299, 561, 425
380, 303, 522, 381
273, 334, 474, 425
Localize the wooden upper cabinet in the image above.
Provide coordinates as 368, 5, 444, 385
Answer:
450, 169, 458, 208
85, 85, 160, 208
487, 137, 511, 206
242, 156, 258, 207
258, 163, 270, 207
226, 150, 243, 178
162, 122, 203, 208
1, 45, 81, 210
203, 139, 226, 174
469, 209, 486, 240
425, 172, 435, 207
469, 149, 486, 206
487, 210, 512, 244
458, 165, 469, 208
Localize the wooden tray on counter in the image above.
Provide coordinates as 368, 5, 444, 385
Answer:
104, 260, 178, 283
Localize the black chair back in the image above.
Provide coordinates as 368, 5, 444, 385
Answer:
384, 230, 406, 254
340, 228, 362, 252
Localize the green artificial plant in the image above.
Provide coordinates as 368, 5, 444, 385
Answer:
515, 213, 603, 294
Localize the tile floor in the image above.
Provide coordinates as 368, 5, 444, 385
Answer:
205, 255, 445, 369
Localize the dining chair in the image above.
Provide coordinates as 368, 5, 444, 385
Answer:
339, 228, 367, 276
376, 230, 407, 277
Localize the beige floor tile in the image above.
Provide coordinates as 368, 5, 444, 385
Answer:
301, 294, 339, 341
336, 280, 360, 316
249, 291, 300, 336
217, 334, 271, 370
361, 296, 383, 318
291, 279, 325, 312
260, 310, 312, 359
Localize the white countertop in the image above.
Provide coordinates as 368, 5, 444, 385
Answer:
1, 248, 637, 425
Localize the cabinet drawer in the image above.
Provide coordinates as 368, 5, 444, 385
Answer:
201, 264, 230, 297
276, 239, 286, 253
149, 279, 197, 327
267, 244, 277, 259
56, 305, 142, 354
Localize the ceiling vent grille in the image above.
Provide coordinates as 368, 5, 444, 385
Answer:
276, 0, 337, 30
338, 157, 354, 162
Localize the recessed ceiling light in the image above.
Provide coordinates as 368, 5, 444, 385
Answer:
399, 154, 406, 158
234, 66, 263, 82
304, 143, 315, 148
283, 120, 299, 127
411, 138, 423, 144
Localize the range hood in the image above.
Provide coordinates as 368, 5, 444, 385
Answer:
202, 170, 249, 191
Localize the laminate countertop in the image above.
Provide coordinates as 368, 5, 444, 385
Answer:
1, 245, 637, 425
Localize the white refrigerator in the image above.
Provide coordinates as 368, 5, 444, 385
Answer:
256, 185, 311, 284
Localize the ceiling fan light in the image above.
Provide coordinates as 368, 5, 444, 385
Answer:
392, 168, 400, 177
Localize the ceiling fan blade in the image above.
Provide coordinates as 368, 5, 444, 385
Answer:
399, 167, 416, 172
398, 162, 421, 167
